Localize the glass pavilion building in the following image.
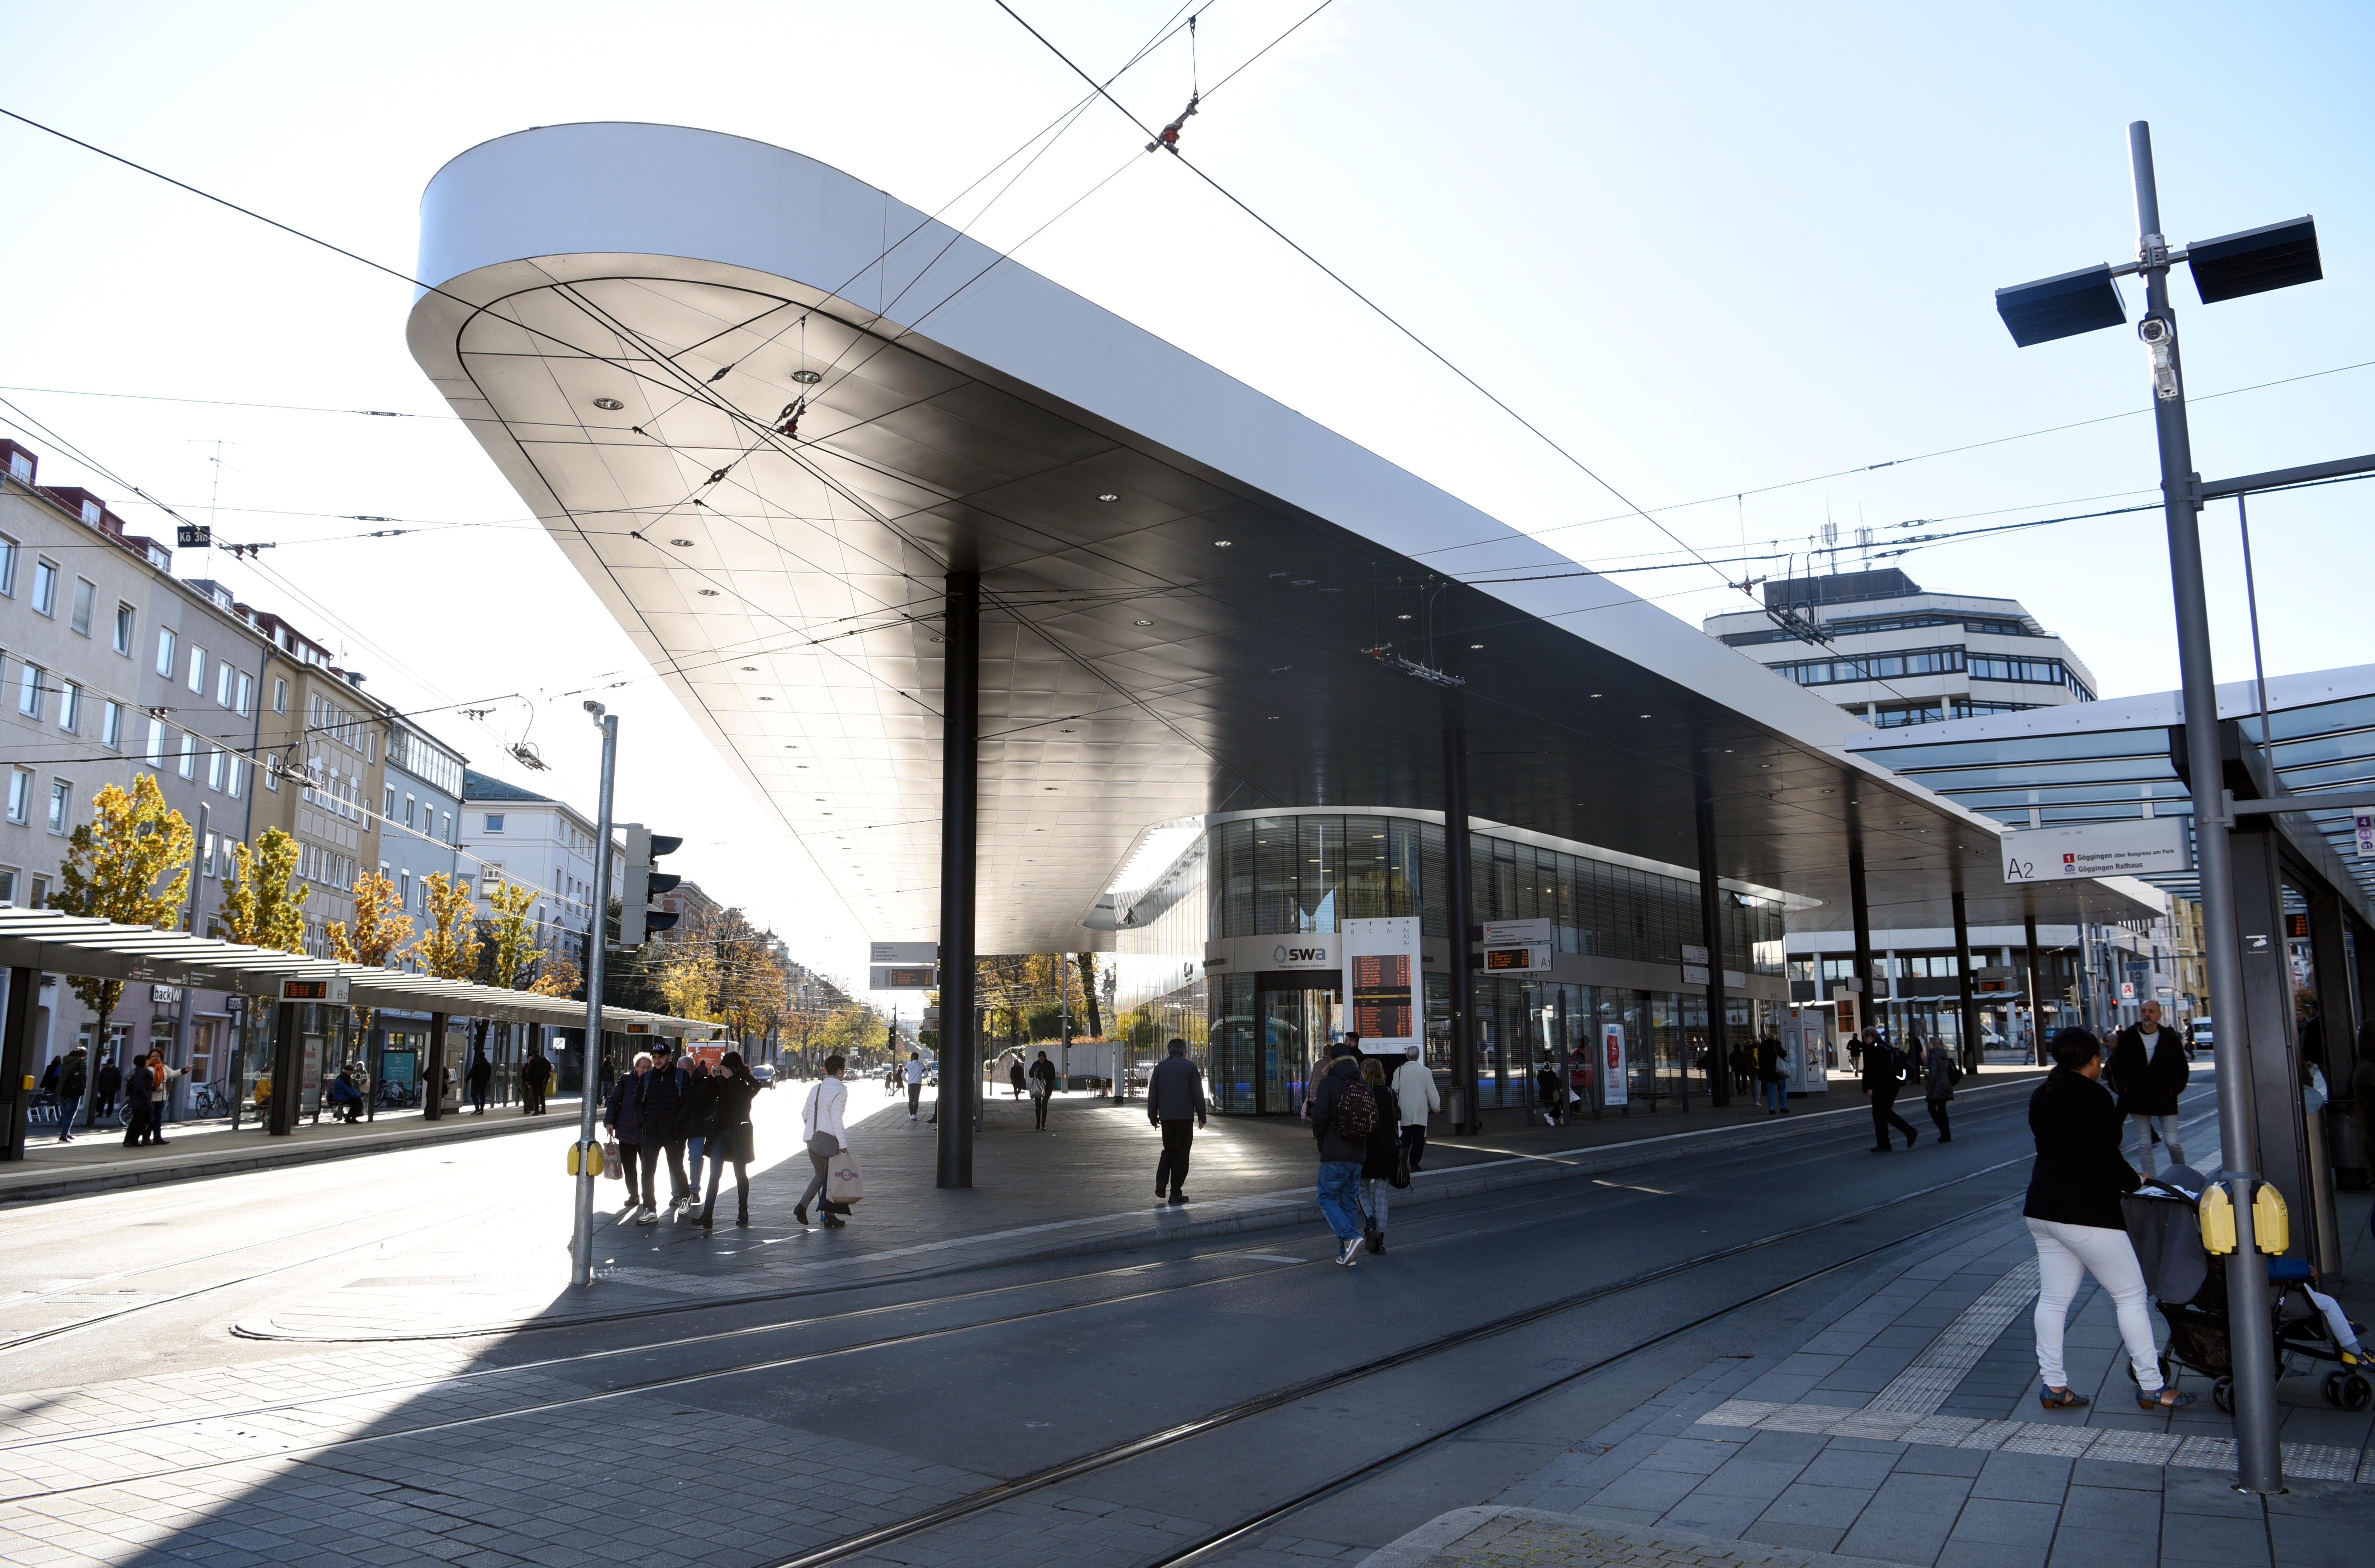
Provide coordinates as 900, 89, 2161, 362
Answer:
1103, 810, 1792, 1118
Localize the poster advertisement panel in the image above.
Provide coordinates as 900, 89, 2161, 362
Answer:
1341, 917, 1423, 1052
1601, 1023, 1629, 1107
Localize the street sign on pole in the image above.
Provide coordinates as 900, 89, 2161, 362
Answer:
2001, 819, 2191, 883
2355, 812, 2373, 857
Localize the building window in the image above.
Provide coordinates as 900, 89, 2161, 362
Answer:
441, 810, 452, 842
404, 794, 416, 828
6, 770, 28, 824
31, 559, 57, 617
70, 578, 94, 636
188, 647, 206, 694
48, 779, 70, 834
226, 756, 243, 798
235, 671, 253, 716
485, 813, 505, 832
0, 867, 14, 905
113, 603, 134, 655
202, 832, 217, 877
207, 747, 225, 790
178, 734, 196, 779
57, 682, 78, 734
383, 784, 395, 819
216, 662, 234, 707
0, 535, 14, 596
272, 676, 288, 714
155, 628, 177, 677
265, 756, 279, 792
28, 874, 48, 909
101, 700, 121, 748
147, 717, 167, 767
17, 664, 40, 717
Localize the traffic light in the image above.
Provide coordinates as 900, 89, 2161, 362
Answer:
618, 823, 682, 947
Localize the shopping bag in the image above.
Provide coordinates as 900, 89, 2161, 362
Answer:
825, 1144, 865, 1204
602, 1138, 623, 1180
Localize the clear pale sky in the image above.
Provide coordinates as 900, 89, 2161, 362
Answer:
1, 2, 2367, 997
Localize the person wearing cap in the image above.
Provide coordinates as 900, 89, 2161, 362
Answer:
1390, 1045, 1439, 1172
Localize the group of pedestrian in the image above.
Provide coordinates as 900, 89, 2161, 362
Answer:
1858, 1027, 1960, 1150
601, 1044, 763, 1228
465, 1041, 552, 1116
40, 1044, 181, 1146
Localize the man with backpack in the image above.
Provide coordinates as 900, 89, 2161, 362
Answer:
1860, 1027, 1917, 1152
1310, 1042, 1376, 1266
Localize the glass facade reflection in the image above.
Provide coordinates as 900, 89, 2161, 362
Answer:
1113, 809, 1788, 1117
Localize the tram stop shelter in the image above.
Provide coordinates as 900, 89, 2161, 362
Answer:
403, 123, 2156, 1172
0, 907, 716, 1158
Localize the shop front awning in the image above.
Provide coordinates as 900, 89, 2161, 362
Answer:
0, 908, 718, 1037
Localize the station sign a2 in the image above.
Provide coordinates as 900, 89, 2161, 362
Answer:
2002, 818, 2191, 883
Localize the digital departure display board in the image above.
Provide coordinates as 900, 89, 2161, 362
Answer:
1350, 952, 1412, 1039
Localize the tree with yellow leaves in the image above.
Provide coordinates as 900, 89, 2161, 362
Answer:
416, 872, 483, 981
51, 775, 194, 1104
483, 878, 544, 991
215, 827, 308, 953
529, 951, 581, 999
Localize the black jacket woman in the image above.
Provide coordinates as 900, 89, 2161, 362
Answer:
2025, 1027, 2187, 1413
698, 1053, 761, 1229
1355, 1057, 1405, 1256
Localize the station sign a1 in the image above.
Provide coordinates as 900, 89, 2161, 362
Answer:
2001, 818, 2191, 883
1341, 917, 1423, 1052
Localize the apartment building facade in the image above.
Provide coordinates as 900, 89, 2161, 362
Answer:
456, 770, 621, 971
0, 441, 271, 1104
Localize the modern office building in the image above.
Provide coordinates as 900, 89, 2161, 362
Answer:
404, 123, 2147, 1138
1704, 568, 2099, 731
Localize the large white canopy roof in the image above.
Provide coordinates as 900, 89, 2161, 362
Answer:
406, 123, 2154, 951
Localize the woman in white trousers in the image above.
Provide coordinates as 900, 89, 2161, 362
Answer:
2023, 1027, 2191, 1411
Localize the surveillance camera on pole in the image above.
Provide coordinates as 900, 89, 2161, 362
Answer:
617, 824, 682, 948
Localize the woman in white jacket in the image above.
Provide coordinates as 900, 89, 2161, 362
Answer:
796, 1054, 851, 1228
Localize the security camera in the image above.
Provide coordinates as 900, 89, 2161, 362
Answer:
2138, 317, 2174, 345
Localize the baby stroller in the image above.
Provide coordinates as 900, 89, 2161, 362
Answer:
2123, 1164, 2370, 1413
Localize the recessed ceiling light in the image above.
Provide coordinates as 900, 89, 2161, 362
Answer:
592, 397, 625, 411
1133, 618, 1153, 627
1469, 643, 1484, 649
742, 666, 758, 671
1044, 786, 1058, 791
791, 368, 823, 385
1098, 493, 1120, 503
758, 695, 774, 701
1292, 579, 1315, 586
1213, 540, 1233, 547
1267, 714, 1280, 720
1589, 693, 1601, 698
1639, 712, 1652, 718
698, 589, 721, 597
1396, 613, 1413, 621
669, 538, 694, 547
1060, 728, 1075, 733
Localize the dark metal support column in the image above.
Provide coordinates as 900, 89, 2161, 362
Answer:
268, 1001, 300, 1137
937, 573, 979, 1190
2023, 912, 2045, 1064
1952, 890, 1982, 1076
1847, 806, 1873, 1045
1, 967, 34, 1162
423, 1009, 447, 1122
1693, 782, 1730, 1108
1442, 722, 1479, 1132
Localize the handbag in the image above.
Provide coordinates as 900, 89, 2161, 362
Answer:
601, 1138, 623, 1180
825, 1143, 865, 1204
1390, 1146, 1412, 1190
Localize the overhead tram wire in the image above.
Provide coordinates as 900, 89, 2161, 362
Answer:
989, 0, 1754, 606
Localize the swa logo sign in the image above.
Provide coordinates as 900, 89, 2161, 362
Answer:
1273, 945, 1330, 964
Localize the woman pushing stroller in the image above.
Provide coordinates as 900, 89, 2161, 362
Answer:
2025, 1027, 2192, 1412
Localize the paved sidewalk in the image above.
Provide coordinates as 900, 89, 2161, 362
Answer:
0, 1098, 583, 1204
1362, 1507, 1912, 1568
232, 1071, 2053, 1341
1458, 1173, 2373, 1568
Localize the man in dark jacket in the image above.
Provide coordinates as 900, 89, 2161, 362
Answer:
1028, 1050, 1057, 1131
1861, 1030, 1917, 1152
1311, 1044, 1372, 1266
92, 1057, 121, 1123
634, 1046, 694, 1222
1146, 1037, 1207, 1204
521, 1046, 551, 1115
52, 1047, 87, 1143
120, 1058, 154, 1148
466, 1045, 493, 1115
605, 1051, 653, 1210
2106, 999, 2188, 1175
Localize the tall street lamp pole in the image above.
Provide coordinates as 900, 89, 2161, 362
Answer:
1995, 121, 2331, 1495
569, 702, 619, 1289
